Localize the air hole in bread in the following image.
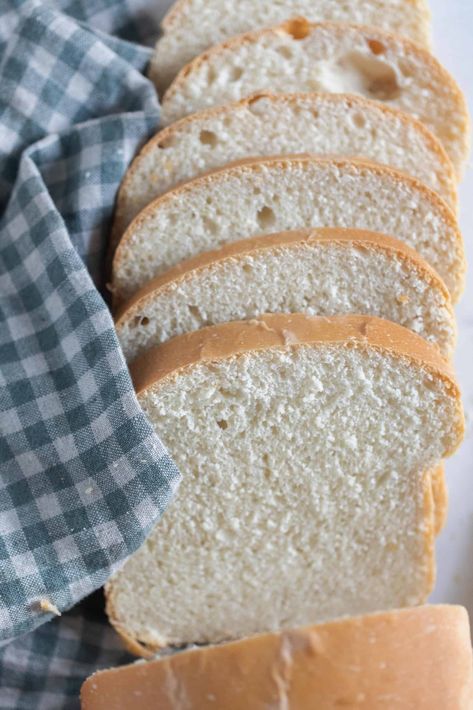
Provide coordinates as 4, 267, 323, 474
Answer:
398, 59, 415, 78
339, 52, 401, 101
262, 453, 271, 479
376, 471, 390, 488
276, 45, 294, 60
203, 216, 218, 234
351, 112, 366, 129
369, 75, 401, 100
199, 130, 218, 147
188, 304, 204, 324
207, 66, 218, 85
157, 134, 176, 150
230, 66, 244, 82
311, 109, 319, 119
285, 18, 311, 41
139, 316, 150, 326
242, 263, 253, 274
217, 419, 228, 430
367, 39, 386, 56
256, 206, 276, 230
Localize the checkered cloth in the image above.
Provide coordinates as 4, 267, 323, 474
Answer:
0, 1, 180, 707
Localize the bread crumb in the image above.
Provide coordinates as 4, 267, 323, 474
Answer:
38, 599, 61, 616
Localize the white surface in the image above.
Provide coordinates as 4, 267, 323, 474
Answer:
152, 0, 473, 614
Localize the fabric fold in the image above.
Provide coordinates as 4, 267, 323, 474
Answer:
0, 0, 180, 659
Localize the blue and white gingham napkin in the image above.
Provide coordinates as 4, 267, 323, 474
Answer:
0, 1, 179, 707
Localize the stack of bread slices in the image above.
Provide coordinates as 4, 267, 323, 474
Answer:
83, 1, 472, 707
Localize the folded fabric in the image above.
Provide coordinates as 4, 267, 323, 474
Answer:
0, 1, 179, 707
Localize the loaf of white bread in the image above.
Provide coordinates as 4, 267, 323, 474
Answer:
82, 605, 473, 709
160, 19, 469, 177
105, 3, 470, 704
111, 155, 464, 304
115, 229, 456, 361
150, 0, 432, 93
112, 92, 456, 241
106, 315, 464, 653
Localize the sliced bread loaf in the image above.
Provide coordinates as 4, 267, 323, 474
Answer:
105, 315, 464, 652
150, 0, 431, 93
83, 606, 473, 710
113, 92, 456, 240
115, 229, 456, 361
160, 20, 469, 176
111, 155, 465, 304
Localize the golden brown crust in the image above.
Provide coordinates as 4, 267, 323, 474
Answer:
103, 605, 158, 658
129, 314, 463, 459
110, 91, 457, 248
161, 20, 469, 175
431, 463, 449, 535
112, 153, 464, 303
421, 470, 436, 599
82, 605, 473, 709
114, 227, 453, 325
131, 314, 458, 392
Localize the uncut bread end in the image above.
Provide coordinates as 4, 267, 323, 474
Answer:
160, 20, 469, 177
111, 155, 465, 305
83, 606, 473, 710
105, 315, 464, 653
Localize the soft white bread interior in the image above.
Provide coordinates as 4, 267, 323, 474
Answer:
83, 605, 473, 710
115, 229, 456, 361
160, 20, 469, 176
105, 315, 464, 652
112, 155, 465, 304
113, 92, 456, 240
150, 0, 432, 93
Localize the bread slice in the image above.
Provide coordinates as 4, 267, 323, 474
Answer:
150, 0, 432, 93
113, 93, 456, 240
111, 155, 465, 304
105, 315, 464, 652
115, 229, 456, 361
84, 606, 473, 709
160, 20, 469, 176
